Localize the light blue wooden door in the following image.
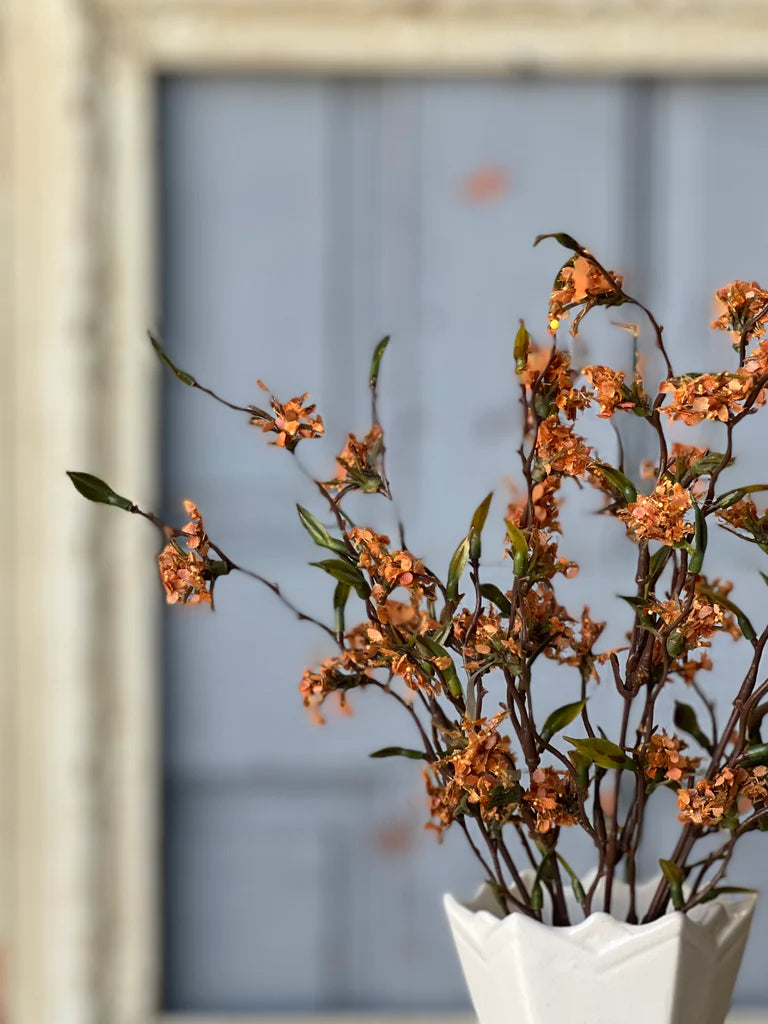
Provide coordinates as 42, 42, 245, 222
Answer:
160, 76, 768, 1012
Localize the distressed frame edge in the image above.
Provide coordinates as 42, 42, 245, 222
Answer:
7, 2, 768, 1024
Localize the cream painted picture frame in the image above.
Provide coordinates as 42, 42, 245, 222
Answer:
5, 2, 768, 1023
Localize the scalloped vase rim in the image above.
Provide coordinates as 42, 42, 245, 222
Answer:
444, 867, 758, 938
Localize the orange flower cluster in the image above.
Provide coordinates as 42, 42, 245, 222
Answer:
507, 478, 563, 533
348, 527, 434, 601
558, 607, 609, 678
157, 501, 215, 607
375, 599, 435, 630
299, 658, 360, 723
249, 383, 325, 450
711, 280, 768, 343
519, 348, 590, 421
548, 255, 624, 336
717, 498, 768, 548
523, 766, 578, 834
617, 479, 693, 545
650, 587, 735, 653
300, 609, 443, 722
514, 584, 601, 664
678, 766, 768, 826
426, 713, 520, 835
328, 424, 386, 493
582, 365, 636, 418
744, 339, 768, 376
535, 417, 592, 477
658, 371, 761, 426
453, 607, 521, 672
669, 443, 710, 477
637, 732, 700, 783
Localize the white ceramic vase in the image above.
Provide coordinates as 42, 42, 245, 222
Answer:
444, 872, 756, 1024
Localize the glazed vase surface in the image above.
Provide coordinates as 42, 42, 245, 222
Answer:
444, 873, 756, 1024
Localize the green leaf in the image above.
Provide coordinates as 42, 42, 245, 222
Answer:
572, 750, 591, 790
514, 320, 530, 374
505, 520, 528, 556
66, 471, 133, 511
533, 232, 585, 254
530, 880, 543, 911
617, 593, 655, 626
666, 630, 685, 658
570, 876, 586, 905
505, 520, 529, 575
333, 582, 350, 637
674, 702, 711, 751
564, 736, 633, 771
739, 744, 768, 768
369, 746, 426, 760
760, 572, 768, 588
368, 335, 390, 389
714, 483, 768, 511
540, 700, 587, 745
648, 545, 672, 581
446, 535, 470, 602
296, 504, 347, 553
591, 463, 637, 504
697, 585, 756, 641
688, 500, 707, 575
659, 859, 685, 910
311, 559, 370, 599
469, 492, 494, 561
479, 583, 512, 617
699, 886, 759, 904
148, 331, 198, 387
417, 635, 462, 699
688, 451, 731, 478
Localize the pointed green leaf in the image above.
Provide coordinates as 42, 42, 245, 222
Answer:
659, 859, 685, 910
648, 545, 672, 582
369, 746, 426, 760
739, 744, 768, 768
149, 331, 198, 387
564, 736, 633, 771
311, 559, 370, 599
514, 320, 530, 374
368, 335, 390, 389
698, 585, 756, 641
617, 593, 655, 626
699, 886, 759, 904
66, 471, 133, 511
446, 535, 470, 602
687, 451, 731, 478
571, 876, 586, 905
530, 880, 543, 911
540, 700, 587, 745
333, 582, 350, 637
533, 232, 585, 254
479, 583, 512, 617
469, 491, 494, 561
505, 520, 528, 556
417, 635, 462, 699
296, 504, 347, 553
688, 500, 707, 575
591, 463, 637, 504
505, 519, 529, 576
673, 702, 711, 751
714, 484, 768, 511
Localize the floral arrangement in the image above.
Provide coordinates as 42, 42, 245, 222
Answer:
68, 233, 768, 927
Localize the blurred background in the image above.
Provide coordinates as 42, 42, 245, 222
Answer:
7, 2, 768, 1023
